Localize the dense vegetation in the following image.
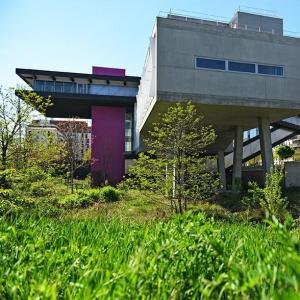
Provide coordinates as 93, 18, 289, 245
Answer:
1, 207, 300, 299
1, 90, 300, 299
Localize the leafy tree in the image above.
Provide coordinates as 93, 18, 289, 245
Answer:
126, 102, 220, 213
0, 87, 52, 168
55, 118, 90, 193
275, 145, 295, 161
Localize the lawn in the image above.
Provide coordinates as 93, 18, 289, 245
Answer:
1, 193, 300, 299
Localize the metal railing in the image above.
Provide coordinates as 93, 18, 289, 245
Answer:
159, 8, 300, 38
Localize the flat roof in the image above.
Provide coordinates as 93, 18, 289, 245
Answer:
16, 68, 141, 87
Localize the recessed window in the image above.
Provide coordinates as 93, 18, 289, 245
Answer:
228, 61, 255, 73
196, 57, 226, 70
258, 65, 283, 76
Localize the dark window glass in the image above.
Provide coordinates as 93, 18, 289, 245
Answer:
64, 82, 75, 93
44, 81, 54, 92
228, 61, 255, 73
55, 82, 63, 93
258, 65, 283, 76
196, 57, 225, 70
34, 80, 44, 91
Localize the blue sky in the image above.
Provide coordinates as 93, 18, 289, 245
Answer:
1, 0, 300, 88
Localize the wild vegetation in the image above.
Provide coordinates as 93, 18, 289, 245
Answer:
1, 89, 300, 299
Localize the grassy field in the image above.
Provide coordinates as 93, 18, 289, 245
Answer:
1, 192, 300, 299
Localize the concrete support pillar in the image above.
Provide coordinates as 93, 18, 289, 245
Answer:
217, 150, 226, 191
232, 126, 243, 191
258, 117, 273, 175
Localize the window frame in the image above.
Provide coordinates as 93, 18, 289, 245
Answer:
195, 57, 226, 71
195, 56, 284, 77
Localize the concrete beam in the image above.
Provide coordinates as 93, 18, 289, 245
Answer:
217, 150, 226, 190
232, 126, 243, 191
258, 117, 274, 175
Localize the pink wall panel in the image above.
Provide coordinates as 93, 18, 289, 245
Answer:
91, 106, 125, 185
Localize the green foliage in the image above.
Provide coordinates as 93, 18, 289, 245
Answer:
262, 168, 287, 219
0, 168, 16, 189
243, 168, 287, 219
0, 213, 299, 299
275, 145, 295, 160
126, 102, 219, 213
99, 185, 121, 202
59, 186, 121, 208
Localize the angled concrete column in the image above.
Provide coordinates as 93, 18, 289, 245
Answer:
217, 150, 226, 190
258, 117, 273, 175
232, 126, 243, 191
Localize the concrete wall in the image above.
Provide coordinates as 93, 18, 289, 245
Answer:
155, 17, 300, 107
91, 106, 125, 185
285, 161, 300, 187
232, 12, 283, 35
136, 24, 157, 144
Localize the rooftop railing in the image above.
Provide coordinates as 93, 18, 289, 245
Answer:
159, 9, 300, 38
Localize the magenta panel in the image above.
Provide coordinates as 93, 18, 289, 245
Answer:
92, 66, 126, 77
91, 106, 125, 185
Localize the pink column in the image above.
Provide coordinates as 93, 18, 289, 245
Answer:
91, 106, 125, 185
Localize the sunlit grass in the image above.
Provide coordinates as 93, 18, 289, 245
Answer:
0, 210, 299, 299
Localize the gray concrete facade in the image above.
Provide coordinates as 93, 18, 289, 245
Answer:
136, 10, 300, 189
232, 126, 244, 191
258, 117, 274, 174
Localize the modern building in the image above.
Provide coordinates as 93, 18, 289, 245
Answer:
17, 9, 300, 188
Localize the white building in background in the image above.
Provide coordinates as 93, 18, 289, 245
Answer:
27, 119, 91, 161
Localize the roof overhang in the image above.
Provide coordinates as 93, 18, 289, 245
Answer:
16, 68, 140, 87
17, 91, 135, 118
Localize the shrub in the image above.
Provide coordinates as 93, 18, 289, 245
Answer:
244, 168, 287, 220
0, 169, 16, 189
99, 186, 121, 202
58, 186, 121, 209
29, 181, 54, 197
0, 199, 23, 216
262, 168, 287, 219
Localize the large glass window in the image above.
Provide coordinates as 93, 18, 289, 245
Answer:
64, 82, 75, 93
44, 81, 54, 92
125, 109, 133, 152
258, 65, 283, 76
196, 57, 226, 70
228, 61, 255, 73
34, 80, 45, 91
55, 82, 63, 93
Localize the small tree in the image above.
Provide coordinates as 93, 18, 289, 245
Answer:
0, 87, 52, 169
275, 145, 295, 162
126, 102, 219, 213
56, 119, 90, 193
243, 168, 287, 220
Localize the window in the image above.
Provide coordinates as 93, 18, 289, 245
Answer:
228, 61, 255, 73
125, 109, 133, 152
55, 82, 63, 93
196, 57, 226, 70
258, 65, 283, 76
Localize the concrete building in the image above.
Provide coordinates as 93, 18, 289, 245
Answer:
17, 9, 300, 188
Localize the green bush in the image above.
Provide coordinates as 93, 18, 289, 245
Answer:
99, 186, 121, 202
58, 186, 121, 209
244, 168, 287, 220
29, 181, 53, 197
0, 199, 23, 216
0, 169, 16, 189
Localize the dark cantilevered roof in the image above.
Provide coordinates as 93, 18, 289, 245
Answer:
16, 68, 140, 118
16, 68, 140, 86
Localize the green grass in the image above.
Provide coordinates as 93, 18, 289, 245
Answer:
1, 210, 300, 299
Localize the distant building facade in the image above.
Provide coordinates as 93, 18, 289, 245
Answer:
27, 119, 91, 161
